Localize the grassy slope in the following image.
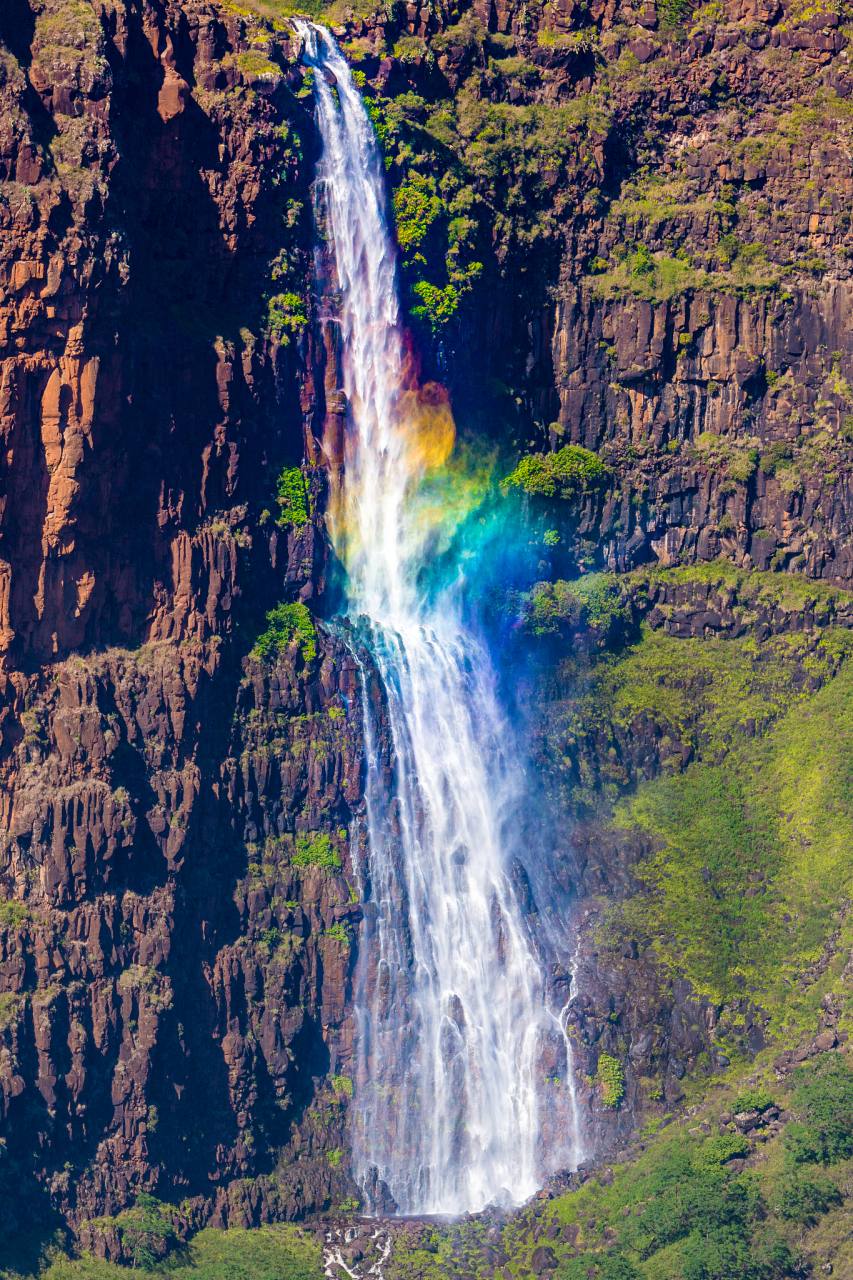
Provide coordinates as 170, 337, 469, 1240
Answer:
0, 1226, 322, 1280
532, 567, 853, 1028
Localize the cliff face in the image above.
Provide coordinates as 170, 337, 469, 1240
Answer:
2, 0, 853, 1257
0, 0, 374, 1249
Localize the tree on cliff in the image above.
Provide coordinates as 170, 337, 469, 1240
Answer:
122, 1194, 176, 1271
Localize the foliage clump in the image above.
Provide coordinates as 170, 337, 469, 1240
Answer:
597, 1052, 625, 1107
254, 603, 316, 664
502, 445, 609, 498
773, 1170, 841, 1223
785, 1056, 853, 1165
0, 901, 31, 929
692, 1132, 749, 1170
523, 574, 629, 639
276, 467, 309, 529
266, 292, 307, 345
120, 1195, 177, 1270
292, 832, 342, 871
733, 1086, 775, 1114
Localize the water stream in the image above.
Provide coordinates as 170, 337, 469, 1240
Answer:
295, 21, 582, 1216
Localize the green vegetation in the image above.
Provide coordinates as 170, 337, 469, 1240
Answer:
774, 1169, 841, 1223
236, 49, 280, 78
603, 650, 853, 1007
121, 1196, 176, 1271
733, 1086, 776, 1114
597, 1053, 626, 1107
0, 901, 31, 928
530, 562, 853, 1024
357, 67, 610, 334
588, 246, 779, 304
254, 603, 316, 664
292, 831, 342, 871
692, 1131, 750, 1169
265, 291, 307, 345
8, 1224, 322, 1280
502, 445, 609, 498
522, 575, 630, 639
275, 467, 309, 529
786, 1056, 853, 1165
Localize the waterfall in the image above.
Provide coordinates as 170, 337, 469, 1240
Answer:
295, 21, 581, 1215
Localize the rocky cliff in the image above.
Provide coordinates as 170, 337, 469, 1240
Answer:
3, 0, 853, 1266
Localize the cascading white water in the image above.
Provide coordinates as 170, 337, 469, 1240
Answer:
295, 21, 582, 1215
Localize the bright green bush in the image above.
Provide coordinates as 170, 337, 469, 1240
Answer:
393, 170, 443, 257
502, 445, 609, 498
254, 603, 316, 664
693, 1132, 749, 1171
292, 832, 341, 871
733, 1086, 775, 1114
411, 280, 461, 330
266, 292, 307, 345
276, 467, 309, 529
597, 1052, 625, 1107
523, 575, 629, 638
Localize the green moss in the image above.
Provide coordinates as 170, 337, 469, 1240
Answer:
502, 445, 609, 498
254, 603, 316, 664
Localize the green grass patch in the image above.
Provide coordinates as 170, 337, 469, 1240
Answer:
601, 647, 853, 1009
18, 1224, 322, 1280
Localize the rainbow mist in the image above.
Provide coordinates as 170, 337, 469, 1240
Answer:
295, 21, 582, 1216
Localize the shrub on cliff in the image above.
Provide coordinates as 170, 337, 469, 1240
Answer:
265, 292, 307, 345
523, 575, 629, 640
292, 831, 342, 871
276, 466, 309, 529
254, 602, 316, 664
502, 445, 609, 498
597, 1053, 625, 1107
